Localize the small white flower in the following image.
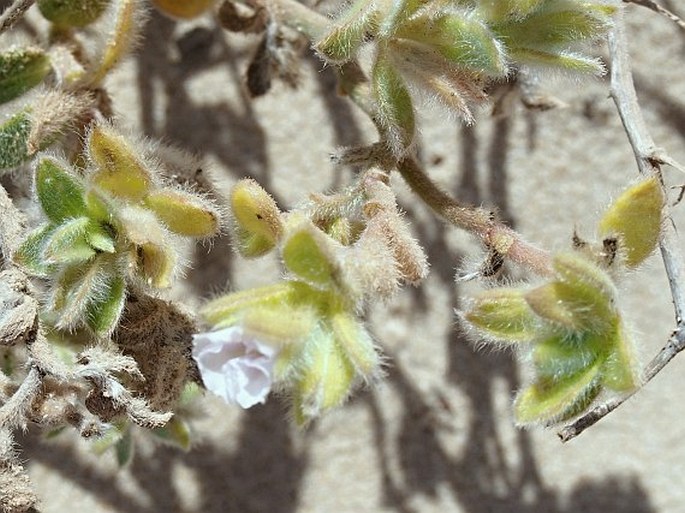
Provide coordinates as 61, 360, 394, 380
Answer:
192, 326, 278, 409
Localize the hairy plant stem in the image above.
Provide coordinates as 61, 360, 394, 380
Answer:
0, 0, 35, 36
0, 184, 26, 263
559, 12, 685, 442
396, 157, 553, 276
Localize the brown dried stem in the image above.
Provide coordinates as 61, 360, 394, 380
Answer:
396, 157, 553, 276
558, 11, 685, 442
0, 0, 35, 36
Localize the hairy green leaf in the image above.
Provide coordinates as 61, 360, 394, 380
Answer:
0, 112, 31, 170
0, 47, 50, 104
36, 158, 87, 222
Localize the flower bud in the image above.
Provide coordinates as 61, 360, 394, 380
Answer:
599, 177, 664, 268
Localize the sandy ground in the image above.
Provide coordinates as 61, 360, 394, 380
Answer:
9, 2, 685, 512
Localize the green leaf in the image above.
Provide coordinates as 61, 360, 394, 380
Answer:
144, 189, 220, 238
86, 273, 126, 336
136, 242, 176, 288
14, 224, 57, 277
508, 48, 605, 74
397, 13, 507, 76
152, 417, 191, 451
480, 0, 545, 22
0, 111, 31, 170
36, 158, 87, 222
88, 125, 152, 201
0, 47, 51, 104
525, 281, 617, 333
330, 310, 380, 377
42, 216, 96, 265
552, 252, 616, 301
84, 190, 112, 223
38, 0, 111, 27
372, 53, 415, 156
230, 178, 283, 255
514, 359, 602, 424
282, 223, 337, 287
295, 329, 355, 423
201, 282, 297, 326
115, 427, 133, 467
86, 220, 116, 253
464, 288, 538, 342
598, 177, 664, 268
601, 322, 639, 392
493, 7, 611, 48
378, 0, 423, 37
315, 0, 379, 63
52, 259, 106, 329
532, 334, 601, 380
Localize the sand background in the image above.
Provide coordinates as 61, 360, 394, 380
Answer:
6, 1, 685, 512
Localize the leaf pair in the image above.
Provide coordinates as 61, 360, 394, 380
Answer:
88, 125, 222, 239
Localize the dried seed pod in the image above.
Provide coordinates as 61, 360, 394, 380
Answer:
113, 294, 198, 411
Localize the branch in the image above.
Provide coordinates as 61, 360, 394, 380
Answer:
397, 157, 553, 276
0, 0, 35, 36
558, 11, 685, 442
0, 184, 26, 264
624, 0, 685, 31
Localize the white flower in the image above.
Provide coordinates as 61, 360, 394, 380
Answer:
192, 326, 278, 409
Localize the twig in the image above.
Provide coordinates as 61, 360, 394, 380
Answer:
0, 365, 42, 429
0, 0, 35, 36
397, 157, 553, 276
558, 11, 685, 442
624, 0, 685, 31
0, 184, 26, 263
